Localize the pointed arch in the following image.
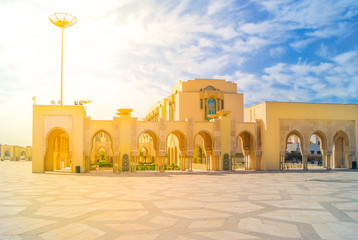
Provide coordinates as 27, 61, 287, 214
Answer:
45, 128, 70, 171
236, 130, 256, 170
333, 130, 349, 168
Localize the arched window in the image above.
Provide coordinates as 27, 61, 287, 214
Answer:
206, 98, 216, 119
204, 86, 216, 91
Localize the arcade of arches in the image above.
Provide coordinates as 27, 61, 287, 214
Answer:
1, 144, 32, 161
32, 79, 358, 173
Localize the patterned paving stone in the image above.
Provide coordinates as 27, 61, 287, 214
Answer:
313, 222, 358, 240
1, 162, 358, 239
150, 215, 178, 227
262, 209, 338, 224
0, 216, 56, 235
188, 220, 224, 229
39, 223, 105, 240
87, 211, 148, 221
153, 199, 205, 209
163, 209, 232, 219
34, 205, 98, 218
205, 202, 264, 214
107, 223, 155, 231
194, 230, 258, 239
115, 233, 160, 240
238, 217, 301, 238
0, 206, 27, 217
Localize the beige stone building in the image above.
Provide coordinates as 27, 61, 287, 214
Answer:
1, 144, 32, 161
32, 78, 358, 173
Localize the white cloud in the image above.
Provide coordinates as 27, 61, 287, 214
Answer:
270, 46, 286, 57
234, 50, 358, 106
289, 38, 315, 51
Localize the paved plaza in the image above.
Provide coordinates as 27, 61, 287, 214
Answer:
1, 162, 358, 239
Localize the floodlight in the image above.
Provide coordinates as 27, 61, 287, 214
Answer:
49, 13, 77, 105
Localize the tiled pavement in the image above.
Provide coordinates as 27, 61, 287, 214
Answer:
1, 162, 358, 240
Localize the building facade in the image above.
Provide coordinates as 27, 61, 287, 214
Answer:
32, 78, 357, 173
1, 144, 32, 161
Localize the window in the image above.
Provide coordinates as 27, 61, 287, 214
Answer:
221, 99, 224, 109
200, 99, 203, 109
204, 86, 215, 91
206, 98, 216, 119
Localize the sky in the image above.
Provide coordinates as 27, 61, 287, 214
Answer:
0, 0, 357, 147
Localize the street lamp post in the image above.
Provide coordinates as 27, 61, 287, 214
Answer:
49, 13, 77, 105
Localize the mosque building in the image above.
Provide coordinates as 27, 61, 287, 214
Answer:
32, 78, 357, 173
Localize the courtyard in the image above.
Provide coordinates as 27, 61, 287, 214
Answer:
1, 161, 358, 239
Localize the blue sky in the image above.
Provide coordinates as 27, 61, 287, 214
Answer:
0, 0, 357, 146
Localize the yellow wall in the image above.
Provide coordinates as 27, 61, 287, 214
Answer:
32, 105, 86, 173
246, 102, 358, 170
1, 144, 31, 161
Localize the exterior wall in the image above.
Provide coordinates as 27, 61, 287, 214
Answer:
224, 93, 243, 122
246, 102, 358, 170
178, 92, 202, 121
32, 105, 86, 173
145, 78, 243, 123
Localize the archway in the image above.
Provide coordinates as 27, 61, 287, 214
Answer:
137, 131, 158, 171
236, 131, 256, 170
167, 130, 186, 170
138, 146, 149, 163
20, 151, 26, 161
194, 131, 213, 170
333, 131, 349, 168
193, 145, 203, 164
90, 131, 113, 170
307, 131, 327, 169
284, 131, 303, 169
44, 128, 70, 171
4, 151, 10, 160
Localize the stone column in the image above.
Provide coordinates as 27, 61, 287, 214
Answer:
322, 150, 327, 168
85, 155, 90, 172
244, 151, 250, 170
130, 156, 134, 172
349, 151, 355, 169
114, 155, 119, 172
280, 151, 285, 170
302, 154, 308, 170
344, 150, 349, 169
326, 151, 332, 170
231, 155, 235, 171
188, 156, 192, 171
256, 150, 262, 171
206, 155, 210, 170
180, 156, 184, 171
